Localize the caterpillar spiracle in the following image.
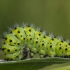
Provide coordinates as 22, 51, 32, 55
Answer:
1, 23, 70, 61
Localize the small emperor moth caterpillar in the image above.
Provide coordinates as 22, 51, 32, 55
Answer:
1, 23, 70, 61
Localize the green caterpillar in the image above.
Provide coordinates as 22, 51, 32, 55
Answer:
1, 24, 70, 61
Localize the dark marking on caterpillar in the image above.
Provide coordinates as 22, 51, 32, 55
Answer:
15, 49, 17, 51
5, 37, 7, 40
36, 41, 38, 43
50, 45, 52, 48
52, 38, 54, 40
7, 49, 10, 52
22, 46, 28, 59
18, 31, 20, 33
42, 43, 44, 46
17, 43, 20, 45
29, 29, 31, 32
65, 48, 67, 51
59, 47, 61, 49
10, 40, 12, 42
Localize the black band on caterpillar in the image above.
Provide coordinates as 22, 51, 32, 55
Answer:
21, 46, 28, 60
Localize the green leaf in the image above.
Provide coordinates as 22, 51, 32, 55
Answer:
0, 58, 70, 70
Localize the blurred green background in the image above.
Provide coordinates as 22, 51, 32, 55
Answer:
0, 0, 70, 58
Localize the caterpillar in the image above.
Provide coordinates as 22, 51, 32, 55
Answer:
1, 23, 70, 61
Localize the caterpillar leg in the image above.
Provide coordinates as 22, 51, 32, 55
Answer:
39, 54, 48, 58
64, 55, 70, 58
38, 49, 47, 58
29, 50, 35, 58
48, 51, 55, 58
39, 54, 44, 58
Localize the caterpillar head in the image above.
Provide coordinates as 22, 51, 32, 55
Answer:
4, 34, 21, 46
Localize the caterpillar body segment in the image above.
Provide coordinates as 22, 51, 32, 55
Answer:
2, 44, 20, 54
38, 35, 51, 57
45, 38, 59, 57
23, 26, 35, 51
5, 51, 23, 61
11, 27, 27, 45
1, 23, 70, 61
4, 34, 22, 46
30, 30, 44, 57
